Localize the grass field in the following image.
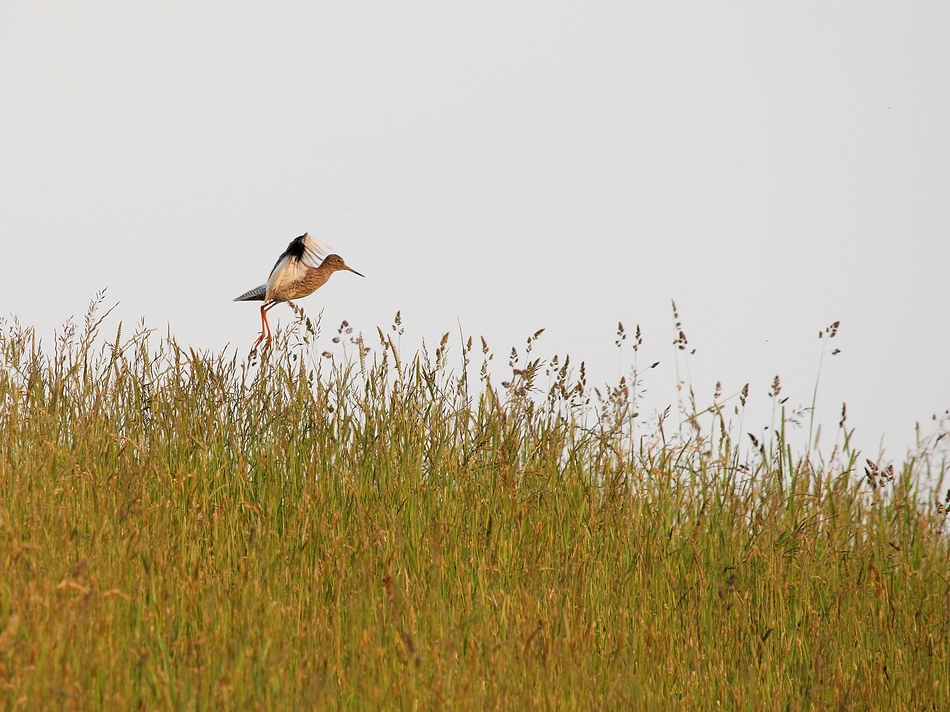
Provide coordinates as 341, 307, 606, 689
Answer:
1, 297, 948, 710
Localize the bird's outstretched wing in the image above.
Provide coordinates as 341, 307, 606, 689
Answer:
265, 233, 332, 296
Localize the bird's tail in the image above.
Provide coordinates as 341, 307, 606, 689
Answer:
234, 284, 267, 302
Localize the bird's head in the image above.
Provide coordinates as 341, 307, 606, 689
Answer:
323, 254, 364, 277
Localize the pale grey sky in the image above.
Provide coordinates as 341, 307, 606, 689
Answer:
1, 3, 948, 459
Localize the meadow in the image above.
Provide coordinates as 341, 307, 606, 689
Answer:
0, 295, 948, 710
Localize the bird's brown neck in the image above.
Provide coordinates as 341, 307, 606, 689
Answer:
299, 263, 335, 293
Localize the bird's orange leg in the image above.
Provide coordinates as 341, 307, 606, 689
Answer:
264, 302, 278, 346
252, 303, 272, 353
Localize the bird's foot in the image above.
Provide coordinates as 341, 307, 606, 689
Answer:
250, 334, 268, 362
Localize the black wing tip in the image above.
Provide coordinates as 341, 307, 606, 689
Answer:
286, 234, 307, 261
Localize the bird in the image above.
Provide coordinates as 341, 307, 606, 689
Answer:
235, 232, 363, 352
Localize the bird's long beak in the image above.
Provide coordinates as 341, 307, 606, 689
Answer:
345, 265, 364, 277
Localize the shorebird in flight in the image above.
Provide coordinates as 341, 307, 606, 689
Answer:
235, 232, 363, 352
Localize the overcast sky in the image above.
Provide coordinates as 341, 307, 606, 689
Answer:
1, 3, 948, 461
